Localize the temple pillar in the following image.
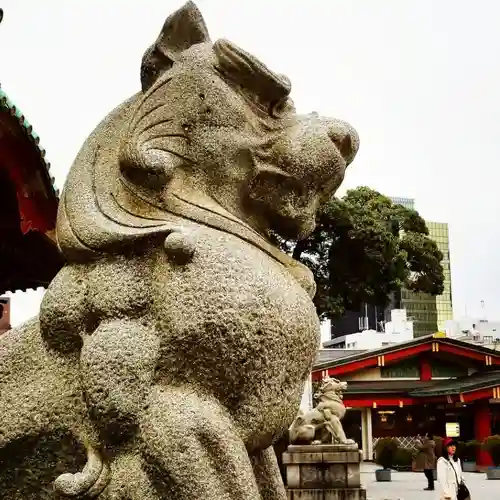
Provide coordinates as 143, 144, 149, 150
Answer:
474, 401, 493, 467
361, 408, 373, 460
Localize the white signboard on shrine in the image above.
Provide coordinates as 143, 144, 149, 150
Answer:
446, 422, 460, 438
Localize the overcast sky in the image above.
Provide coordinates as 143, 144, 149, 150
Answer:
1, 0, 499, 326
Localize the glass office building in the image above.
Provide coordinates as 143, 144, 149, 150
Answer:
427, 221, 453, 330
401, 221, 453, 336
390, 198, 453, 337
390, 197, 415, 211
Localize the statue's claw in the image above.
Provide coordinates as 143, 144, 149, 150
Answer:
54, 445, 109, 498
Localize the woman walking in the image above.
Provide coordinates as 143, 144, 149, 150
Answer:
436, 437, 471, 500
416, 432, 436, 491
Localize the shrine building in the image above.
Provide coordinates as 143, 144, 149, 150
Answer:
312, 334, 500, 468
0, 86, 62, 299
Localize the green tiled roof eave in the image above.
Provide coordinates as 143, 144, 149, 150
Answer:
410, 371, 500, 397
0, 88, 35, 133
344, 380, 436, 395
345, 387, 410, 395
0, 86, 59, 198
411, 387, 461, 397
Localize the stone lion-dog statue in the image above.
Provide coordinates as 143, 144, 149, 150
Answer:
0, 2, 359, 499
289, 377, 355, 446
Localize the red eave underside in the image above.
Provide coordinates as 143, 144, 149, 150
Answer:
0, 113, 58, 234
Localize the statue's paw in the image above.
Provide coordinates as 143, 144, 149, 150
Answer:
311, 440, 322, 445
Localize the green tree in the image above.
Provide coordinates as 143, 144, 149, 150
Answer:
289, 186, 444, 320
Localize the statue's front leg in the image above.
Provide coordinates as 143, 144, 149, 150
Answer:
80, 319, 160, 440
139, 386, 263, 500
250, 446, 287, 500
323, 409, 354, 444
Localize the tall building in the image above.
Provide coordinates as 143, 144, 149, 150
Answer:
390, 196, 415, 210
427, 221, 453, 330
400, 290, 438, 337
330, 297, 399, 338
399, 221, 453, 336
390, 197, 453, 337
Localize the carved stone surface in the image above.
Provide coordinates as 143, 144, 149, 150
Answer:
283, 445, 366, 500
0, 2, 358, 499
289, 377, 355, 446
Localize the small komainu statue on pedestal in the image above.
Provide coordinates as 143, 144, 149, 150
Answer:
289, 377, 355, 446
285, 378, 366, 499
0, 2, 359, 499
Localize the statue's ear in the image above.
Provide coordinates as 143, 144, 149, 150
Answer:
141, 1, 211, 91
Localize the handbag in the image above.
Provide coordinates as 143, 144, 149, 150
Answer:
448, 459, 471, 500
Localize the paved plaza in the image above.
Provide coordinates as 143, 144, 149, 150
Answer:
362, 462, 497, 499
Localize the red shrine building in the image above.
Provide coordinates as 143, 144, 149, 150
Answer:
0, 85, 62, 305
313, 334, 500, 468
0, 10, 62, 328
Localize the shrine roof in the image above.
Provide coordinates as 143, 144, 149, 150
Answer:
313, 334, 500, 374
314, 335, 433, 371
344, 379, 436, 395
410, 370, 500, 397
342, 372, 500, 396
315, 348, 366, 365
0, 231, 64, 294
0, 86, 59, 201
0, 86, 63, 294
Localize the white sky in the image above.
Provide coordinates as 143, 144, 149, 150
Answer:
1, 0, 499, 326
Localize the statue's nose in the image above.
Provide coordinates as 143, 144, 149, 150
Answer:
326, 120, 360, 166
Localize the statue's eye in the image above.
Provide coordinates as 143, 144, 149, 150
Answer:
269, 97, 295, 118
269, 97, 292, 119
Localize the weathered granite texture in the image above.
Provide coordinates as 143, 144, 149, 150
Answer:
289, 377, 355, 446
283, 444, 366, 500
0, 2, 359, 499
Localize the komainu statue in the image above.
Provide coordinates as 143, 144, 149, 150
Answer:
289, 377, 355, 446
0, 2, 358, 499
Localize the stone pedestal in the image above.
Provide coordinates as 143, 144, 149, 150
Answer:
283, 444, 366, 500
